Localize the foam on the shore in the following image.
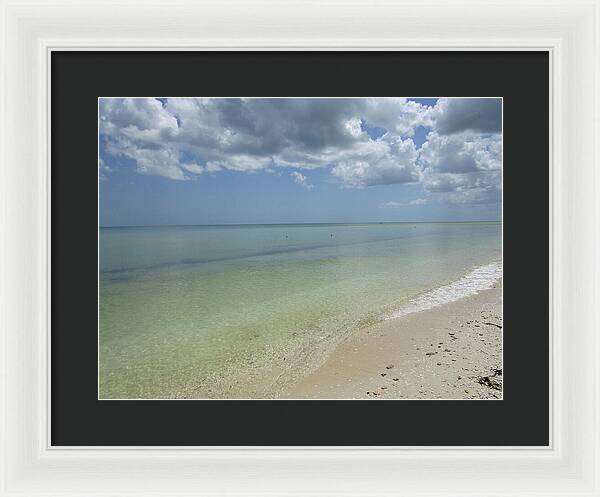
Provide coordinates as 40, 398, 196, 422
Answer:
386, 261, 502, 320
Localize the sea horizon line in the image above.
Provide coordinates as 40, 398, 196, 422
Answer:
99, 220, 501, 229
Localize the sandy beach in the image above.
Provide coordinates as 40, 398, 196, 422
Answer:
281, 280, 502, 400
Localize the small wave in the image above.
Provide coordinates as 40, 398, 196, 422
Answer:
385, 261, 502, 320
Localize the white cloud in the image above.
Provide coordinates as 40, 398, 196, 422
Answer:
181, 163, 205, 175
100, 97, 430, 183
419, 99, 502, 205
360, 98, 433, 136
419, 131, 501, 174
419, 130, 501, 204
383, 198, 428, 208
290, 171, 314, 189
100, 97, 178, 134
331, 136, 420, 187
445, 186, 501, 205
99, 97, 502, 206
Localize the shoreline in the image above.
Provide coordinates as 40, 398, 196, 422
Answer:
100, 267, 503, 400
280, 280, 502, 400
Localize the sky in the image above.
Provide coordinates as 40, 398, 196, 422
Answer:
99, 97, 502, 226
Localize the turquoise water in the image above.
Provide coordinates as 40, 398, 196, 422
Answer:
99, 222, 501, 399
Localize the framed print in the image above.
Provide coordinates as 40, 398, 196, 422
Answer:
52, 51, 546, 446
1, 0, 599, 496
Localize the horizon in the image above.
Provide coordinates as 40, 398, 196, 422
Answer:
100, 219, 502, 229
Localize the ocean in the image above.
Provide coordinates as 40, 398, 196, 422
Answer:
99, 222, 501, 399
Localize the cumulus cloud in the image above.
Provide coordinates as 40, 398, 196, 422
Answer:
360, 98, 432, 136
423, 171, 501, 205
99, 97, 430, 183
331, 135, 420, 187
432, 98, 502, 135
418, 127, 501, 205
99, 97, 502, 206
383, 198, 428, 208
290, 171, 314, 189
445, 185, 501, 205
420, 131, 501, 173
418, 98, 501, 205
181, 163, 205, 175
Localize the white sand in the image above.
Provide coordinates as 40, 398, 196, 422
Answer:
281, 281, 502, 400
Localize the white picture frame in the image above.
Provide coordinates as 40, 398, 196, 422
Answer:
1, 0, 598, 495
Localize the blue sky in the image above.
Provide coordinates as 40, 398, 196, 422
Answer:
99, 97, 502, 226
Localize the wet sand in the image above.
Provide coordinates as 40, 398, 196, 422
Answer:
281, 281, 502, 400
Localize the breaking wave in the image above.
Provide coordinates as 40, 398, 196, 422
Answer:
386, 261, 502, 320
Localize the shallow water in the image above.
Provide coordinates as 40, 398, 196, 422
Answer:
99, 222, 501, 399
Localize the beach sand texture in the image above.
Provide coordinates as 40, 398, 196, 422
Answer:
282, 281, 502, 400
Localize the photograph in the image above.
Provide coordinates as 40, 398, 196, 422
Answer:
98, 96, 503, 400
8, 0, 600, 490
